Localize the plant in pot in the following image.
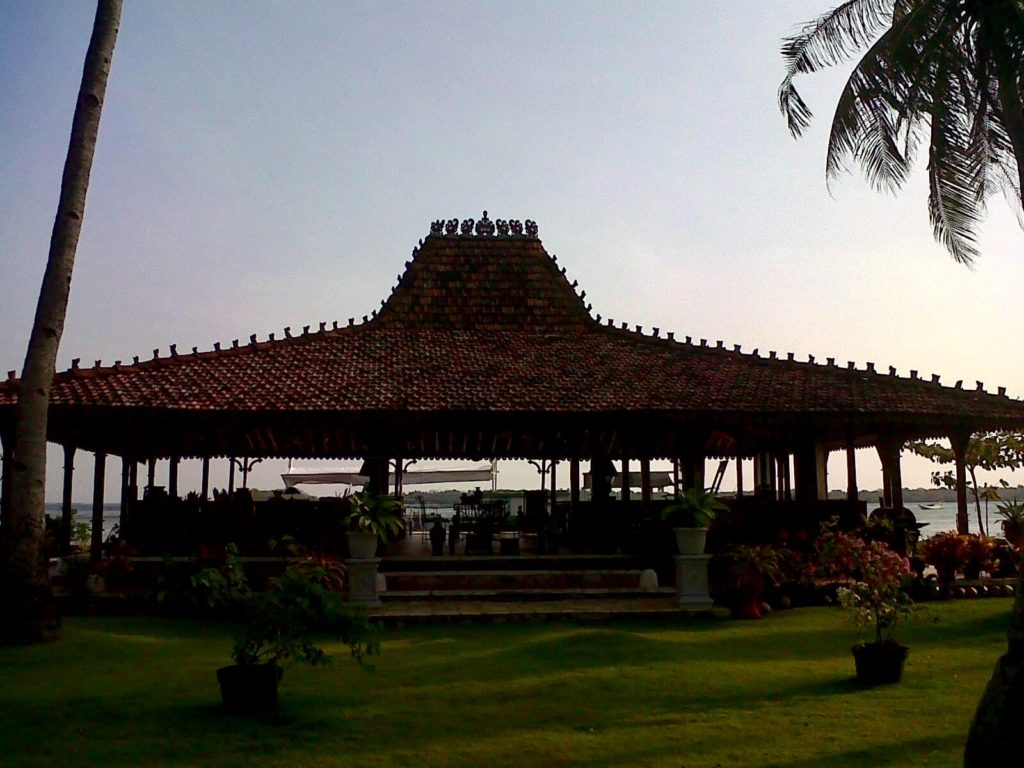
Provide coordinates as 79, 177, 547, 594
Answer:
919, 531, 968, 597
723, 544, 782, 619
342, 491, 405, 559
817, 527, 913, 685
218, 552, 376, 715
661, 488, 728, 555
996, 500, 1024, 549
960, 534, 997, 580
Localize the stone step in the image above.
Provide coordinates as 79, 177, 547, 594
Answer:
381, 586, 675, 602
379, 553, 645, 573
383, 568, 648, 592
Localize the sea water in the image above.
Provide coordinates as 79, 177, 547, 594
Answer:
45, 499, 978, 550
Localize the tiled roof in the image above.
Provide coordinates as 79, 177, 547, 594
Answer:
2, 225, 1024, 427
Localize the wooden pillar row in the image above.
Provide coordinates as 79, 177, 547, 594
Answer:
793, 443, 828, 501
951, 431, 971, 534
640, 458, 652, 508
128, 460, 138, 503
755, 452, 775, 498
845, 434, 859, 502
200, 457, 210, 500
168, 455, 179, 498
119, 457, 131, 532
621, 457, 631, 502
876, 438, 905, 508
60, 445, 76, 555
549, 461, 558, 517
91, 452, 106, 562
735, 456, 744, 497
569, 458, 580, 508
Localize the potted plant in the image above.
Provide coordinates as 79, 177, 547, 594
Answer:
816, 528, 913, 685
217, 553, 376, 715
661, 488, 727, 555
343, 491, 404, 559
919, 531, 967, 597
723, 544, 782, 619
996, 500, 1024, 549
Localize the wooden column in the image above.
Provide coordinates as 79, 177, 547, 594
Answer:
228, 456, 236, 494
91, 452, 106, 561
569, 458, 580, 508
168, 455, 179, 498
951, 431, 971, 534
549, 461, 558, 516
621, 457, 631, 502
681, 451, 705, 492
793, 443, 828, 501
755, 452, 775, 498
200, 457, 210, 500
876, 438, 905, 508
640, 458, 652, 507
845, 436, 859, 502
735, 456, 744, 497
119, 457, 130, 531
59, 445, 76, 555
360, 458, 388, 496
128, 460, 138, 503
147, 457, 156, 491
777, 455, 791, 502
877, 443, 893, 506
890, 447, 904, 509
394, 459, 404, 497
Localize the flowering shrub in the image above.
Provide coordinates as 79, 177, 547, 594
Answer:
920, 531, 997, 585
815, 527, 913, 644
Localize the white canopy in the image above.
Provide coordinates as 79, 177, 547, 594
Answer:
582, 471, 675, 490
282, 461, 498, 489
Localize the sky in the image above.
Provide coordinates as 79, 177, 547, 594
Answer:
3, 1, 1024, 502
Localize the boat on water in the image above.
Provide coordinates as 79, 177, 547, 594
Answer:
918, 503, 944, 510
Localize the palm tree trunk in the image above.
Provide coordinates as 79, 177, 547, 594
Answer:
964, 9, 1024, 763
0, 0, 121, 644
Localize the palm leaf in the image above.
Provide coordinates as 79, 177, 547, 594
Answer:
780, 0, 896, 136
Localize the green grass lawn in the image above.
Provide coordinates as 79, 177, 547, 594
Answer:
0, 600, 1011, 768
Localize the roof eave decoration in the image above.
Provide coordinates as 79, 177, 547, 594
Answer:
430, 211, 538, 239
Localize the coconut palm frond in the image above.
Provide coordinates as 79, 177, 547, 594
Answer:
825, 41, 911, 190
780, 0, 896, 136
927, 88, 983, 265
782, 0, 1024, 262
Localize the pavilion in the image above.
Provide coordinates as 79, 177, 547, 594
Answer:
3, 212, 1024, 560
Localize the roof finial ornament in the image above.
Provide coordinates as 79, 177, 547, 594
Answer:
430, 214, 537, 238
475, 211, 495, 236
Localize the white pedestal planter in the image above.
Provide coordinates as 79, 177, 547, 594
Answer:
346, 530, 382, 606
673, 527, 707, 555
346, 530, 379, 559
346, 557, 382, 607
675, 554, 713, 612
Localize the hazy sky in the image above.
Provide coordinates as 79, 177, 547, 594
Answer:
4, 1, 1024, 501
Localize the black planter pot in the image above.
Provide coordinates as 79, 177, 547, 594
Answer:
852, 641, 909, 686
217, 663, 281, 713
